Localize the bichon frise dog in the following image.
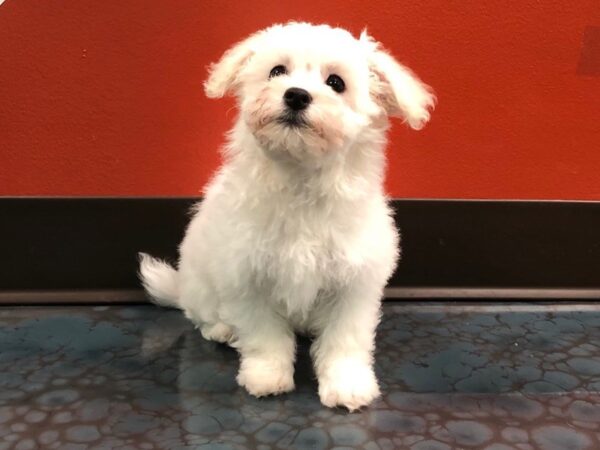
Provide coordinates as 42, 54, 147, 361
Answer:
140, 22, 434, 410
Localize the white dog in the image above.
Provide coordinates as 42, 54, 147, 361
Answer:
140, 22, 434, 410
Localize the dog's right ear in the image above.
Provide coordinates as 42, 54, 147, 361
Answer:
204, 31, 263, 99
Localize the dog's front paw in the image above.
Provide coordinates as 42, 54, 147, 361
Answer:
237, 357, 295, 397
318, 358, 380, 411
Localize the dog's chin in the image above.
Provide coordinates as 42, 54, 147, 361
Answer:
276, 112, 308, 128
252, 116, 333, 167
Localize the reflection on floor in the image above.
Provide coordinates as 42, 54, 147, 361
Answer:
1, 302, 600, 449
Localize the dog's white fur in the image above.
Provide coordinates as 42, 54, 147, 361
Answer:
140, 22, 434, 410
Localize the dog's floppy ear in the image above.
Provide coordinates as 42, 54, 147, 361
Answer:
361, 31, 436, 130
204, 30, 263, 98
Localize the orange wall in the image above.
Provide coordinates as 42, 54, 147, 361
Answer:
1, 1, 599, 199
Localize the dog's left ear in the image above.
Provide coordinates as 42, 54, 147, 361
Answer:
204, 30, 263, 98
361, 31, 436, 130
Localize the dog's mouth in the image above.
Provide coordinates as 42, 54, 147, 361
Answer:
276, 112, 308, 128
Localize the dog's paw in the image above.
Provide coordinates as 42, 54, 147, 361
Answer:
200, 322, 234, 344
237, 357, 295, 397
318, 358, 380, 411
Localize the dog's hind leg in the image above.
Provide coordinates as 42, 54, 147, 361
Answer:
199, 321, 235, 344
176, 269, 236, 344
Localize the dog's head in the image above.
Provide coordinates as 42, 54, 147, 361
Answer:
205, 23, 435, 165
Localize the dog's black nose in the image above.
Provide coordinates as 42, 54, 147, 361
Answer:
283, 87, 312, 111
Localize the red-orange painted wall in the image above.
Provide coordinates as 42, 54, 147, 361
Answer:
1, 1, 599, 199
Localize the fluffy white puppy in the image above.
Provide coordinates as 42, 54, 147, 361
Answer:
140, 22, 434, 410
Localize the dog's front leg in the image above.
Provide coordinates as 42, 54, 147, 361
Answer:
230, 297, 296, 397
311, 282, 383, 410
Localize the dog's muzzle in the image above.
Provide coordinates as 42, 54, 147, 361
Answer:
278, 88, 311, 128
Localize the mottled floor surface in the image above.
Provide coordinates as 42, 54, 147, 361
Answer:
1, 303, 600, 450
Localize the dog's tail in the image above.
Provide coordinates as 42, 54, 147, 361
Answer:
138, 253, 181, 309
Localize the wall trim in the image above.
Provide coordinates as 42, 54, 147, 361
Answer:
1, 197, 599, 302
2, 287, 600, 306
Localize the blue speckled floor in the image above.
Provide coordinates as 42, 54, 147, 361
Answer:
2, 303, 600, 450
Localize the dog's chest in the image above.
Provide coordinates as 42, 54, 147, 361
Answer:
247, 199, 359, 302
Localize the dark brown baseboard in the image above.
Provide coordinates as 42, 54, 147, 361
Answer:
1, 197, 599, 302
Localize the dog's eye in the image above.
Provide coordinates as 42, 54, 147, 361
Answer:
326, 74, 345, 93
269, 65, 287, 78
